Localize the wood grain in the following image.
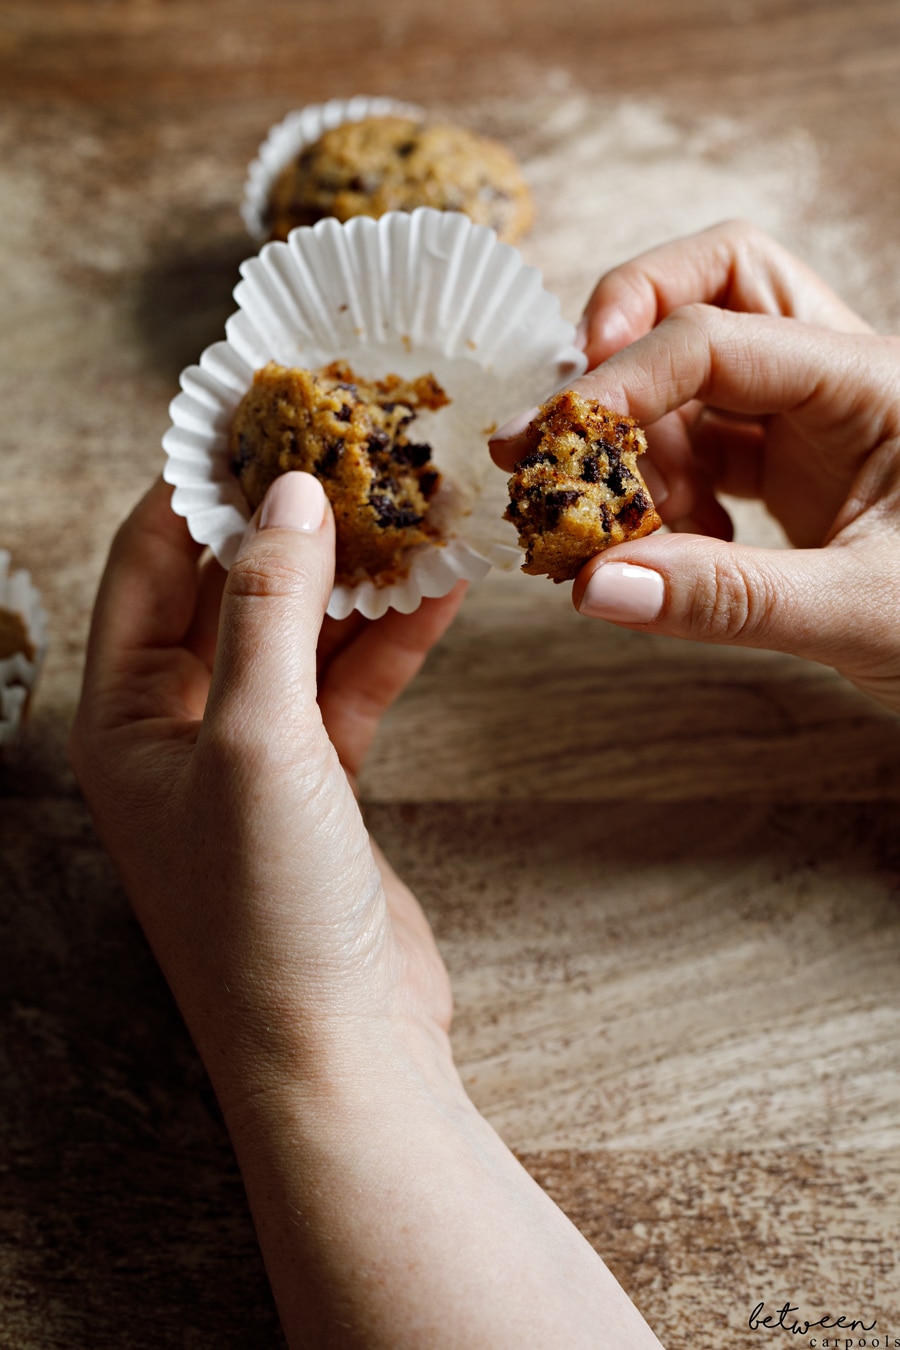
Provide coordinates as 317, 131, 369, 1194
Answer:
2, 0, 900, 1344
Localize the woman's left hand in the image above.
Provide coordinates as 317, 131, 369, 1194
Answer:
69, 473, 466, 1106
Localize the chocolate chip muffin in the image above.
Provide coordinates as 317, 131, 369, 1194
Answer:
266, 115, 533, 243
229, 360, 448, 585
504, 389, 662, 582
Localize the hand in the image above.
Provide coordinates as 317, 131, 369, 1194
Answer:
69, 472, 466, 1100
69, 472, 665, 1349
491, 220, 900, 714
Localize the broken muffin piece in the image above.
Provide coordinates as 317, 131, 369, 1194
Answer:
229, 360, 448, 586
504, 389, 662, 582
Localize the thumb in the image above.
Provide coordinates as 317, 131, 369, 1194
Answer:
572, 530, 882, 674
204, 471, 334, 735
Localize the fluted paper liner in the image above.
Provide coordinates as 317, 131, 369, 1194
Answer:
163, 207, 586, 619
242, 95, 425, 245
0, 551, 48, 745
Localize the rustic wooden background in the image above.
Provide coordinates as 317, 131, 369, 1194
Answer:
2, 1, 900, 1346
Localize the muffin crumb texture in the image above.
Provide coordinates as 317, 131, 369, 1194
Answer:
267, 115, 533, 243
504, 390, 662, 582
229, 361, 448, 586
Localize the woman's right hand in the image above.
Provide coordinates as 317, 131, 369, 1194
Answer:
491, 222, 900, 713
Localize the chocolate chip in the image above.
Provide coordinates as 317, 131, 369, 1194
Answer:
369, 494, 424, 529
518, 450, 558, 469
399, 442, 433, 468
616, 491, 650, 531
418, 470, 439, 499
230, 432, 253, 473
543, 488, 582, 527
607, 463, 632, 495
599, 445, 633, 495
316, 439, 345, 476
580, 454, 601, 483
381, 402, 416, 428
336, 403, 353, 422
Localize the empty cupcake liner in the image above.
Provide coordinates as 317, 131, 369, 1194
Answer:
0, 550, 48, 745
163, 206, 586, 620
242, 95, 425, 245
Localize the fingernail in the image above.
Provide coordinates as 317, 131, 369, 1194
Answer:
490, 406, 540, 443
258, 472, 327, 532
574, 315, 589, 351
578, 562, 665, 623
595, 309, 632, 352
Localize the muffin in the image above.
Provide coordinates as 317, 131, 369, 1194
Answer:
265, 114, 533, 244
229, 360, 449, 585
504, 389, 662, 582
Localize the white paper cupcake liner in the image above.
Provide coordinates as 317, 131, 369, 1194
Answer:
242, 95, 425, 245
0, 550, 48, 745
163, 206, 586, 620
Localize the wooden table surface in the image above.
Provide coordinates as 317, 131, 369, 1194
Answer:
3, 2, 900, 1346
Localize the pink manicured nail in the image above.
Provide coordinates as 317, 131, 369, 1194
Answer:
595, 309, 633, 351
258, 471, 327, 532
490, 406, 540, 443
578, 562, 665, 623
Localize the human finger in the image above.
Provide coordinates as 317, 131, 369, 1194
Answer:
316, 611, 368, 680
579, 219, 873, 366
489, 306, 849, 473
183, 552, 228, 673
640, 408, 734, 539
688, 410, 769, 499
202, 471, 335, 743
318, 581, 468, 778
569, 309, 899, 467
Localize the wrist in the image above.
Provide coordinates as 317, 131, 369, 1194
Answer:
200, 1001, 467, 1137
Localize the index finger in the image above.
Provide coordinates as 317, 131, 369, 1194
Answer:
573, 306, 890, 438
489, 307, 895, 476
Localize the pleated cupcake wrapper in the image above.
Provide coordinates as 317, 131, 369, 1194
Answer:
242, 95, 425, 245
0, 550, 48, 745
163, 207, 586, 619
